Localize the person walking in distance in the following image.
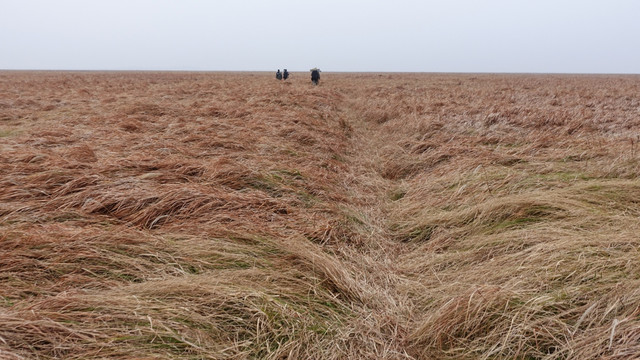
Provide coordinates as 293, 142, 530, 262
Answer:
310, 68, 320, 85
276, 69, 283, 80
283, 69, 289, 80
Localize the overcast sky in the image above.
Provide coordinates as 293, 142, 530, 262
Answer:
1, 0, 639, 73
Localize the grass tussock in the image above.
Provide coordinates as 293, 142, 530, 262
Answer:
2, 71, 640, 358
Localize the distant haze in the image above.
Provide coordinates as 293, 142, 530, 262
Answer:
1, 0, 639, 73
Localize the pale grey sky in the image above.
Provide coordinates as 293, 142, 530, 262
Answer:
1, 0, 639, 73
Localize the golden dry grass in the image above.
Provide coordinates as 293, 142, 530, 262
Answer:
1, 71, 640, 359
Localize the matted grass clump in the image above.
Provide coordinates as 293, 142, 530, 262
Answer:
2, 71, 640, 359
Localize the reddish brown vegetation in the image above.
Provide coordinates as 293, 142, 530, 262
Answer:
2, 71, 640, 359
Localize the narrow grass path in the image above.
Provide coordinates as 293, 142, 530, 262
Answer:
310, 88, 423, 358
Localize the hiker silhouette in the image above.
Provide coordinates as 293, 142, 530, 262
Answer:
310, 68, 320, 85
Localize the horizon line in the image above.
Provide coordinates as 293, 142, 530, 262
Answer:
1, 68, 639, 76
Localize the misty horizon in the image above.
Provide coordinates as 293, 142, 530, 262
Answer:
2, 0, 640, 74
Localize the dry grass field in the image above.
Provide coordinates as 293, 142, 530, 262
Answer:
1, 71, 640, 359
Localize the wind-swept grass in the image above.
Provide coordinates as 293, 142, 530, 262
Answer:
2, 71, 640, 358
